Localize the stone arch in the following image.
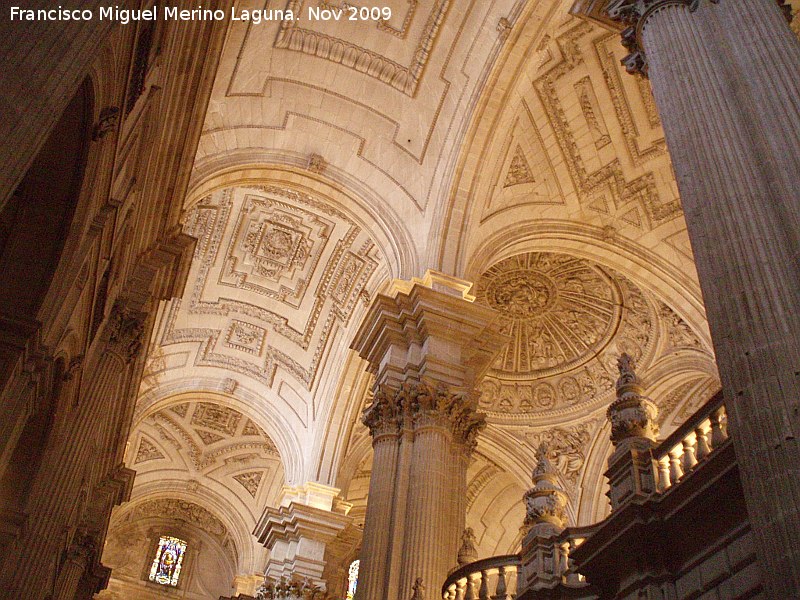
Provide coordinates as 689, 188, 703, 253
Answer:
185, 164, 415, 281
133, 387, 297, 488
104, 490, 242, 595
0, 77, 93, 327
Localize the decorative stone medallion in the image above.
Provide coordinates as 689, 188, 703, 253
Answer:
475, 252, 621, 378
475, 252, 661, 417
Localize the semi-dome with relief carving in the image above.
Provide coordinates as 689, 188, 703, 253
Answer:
475, 252, 622, 378
475, 252, 662, 417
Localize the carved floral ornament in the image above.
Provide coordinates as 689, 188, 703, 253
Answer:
256, 578, 332, 600
106, 302, 146, 363
361, 381, 486, 450
604, 0, 793, 76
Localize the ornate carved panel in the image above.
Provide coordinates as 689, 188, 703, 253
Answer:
274, 0, 450, 95
530, 23, 679, 230
134, 437, 165, 465
156, 185, 382, 390
233, 471, 264, 498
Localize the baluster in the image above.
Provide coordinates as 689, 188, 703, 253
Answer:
681, 434, 698, 472
558, 541, 570, 577
456, 578, 467, 600
564, 538, 581, 585
656, 455, 671, 491
493, 566, 509, 600
465, 573, 479, 600
668, 446, 684, 482
710, 406, 728, 447
506, 566, 518, 597
479, 570, 490, 600
695, 422, 711, 460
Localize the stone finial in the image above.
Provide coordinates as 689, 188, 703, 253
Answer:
607, 353, 659, 446
411, 578, 426, 600
457, 527, 479, 566
523, 443, 568, 531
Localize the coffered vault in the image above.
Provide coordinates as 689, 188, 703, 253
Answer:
100, 0, 749, 592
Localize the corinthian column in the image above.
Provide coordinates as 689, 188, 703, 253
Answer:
351, 271, 508, 600
574, 0, 800, 594
358, 388, 401, 599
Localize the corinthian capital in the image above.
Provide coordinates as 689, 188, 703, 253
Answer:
106, 301, 146, 363
404, 381, 486, 450
603, 0, 793, 76
362, 385, 401, 438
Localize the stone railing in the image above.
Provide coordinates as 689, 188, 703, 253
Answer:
652, 392, 728, 493
553, 526, 595, 587
442, 555, 520, 599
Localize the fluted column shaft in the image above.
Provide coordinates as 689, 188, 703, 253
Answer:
385, 423, 414, 595
52, 538, 94, 600
355, 428, 399, 600
618, 0, 800, 594
350, 273, 508, 600
398, 423, 454, 600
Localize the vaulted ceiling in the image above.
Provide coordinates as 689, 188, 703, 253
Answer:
108, 0, 751, 575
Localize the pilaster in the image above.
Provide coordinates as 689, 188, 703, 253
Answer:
254, 500, 352, 588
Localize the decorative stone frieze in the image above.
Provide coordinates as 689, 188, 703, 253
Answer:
607, 353, 659, 446
523, 444, 569, 532
256, 577, 333, 600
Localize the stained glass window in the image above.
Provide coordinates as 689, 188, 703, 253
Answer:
346, 559, 360, 599
149, 536, 187, 587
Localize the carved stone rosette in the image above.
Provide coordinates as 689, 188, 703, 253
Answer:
605, 0, 793, 76
523, 444, 569, 531
607, 354, 659, 445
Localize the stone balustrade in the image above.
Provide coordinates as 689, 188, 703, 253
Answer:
553, 528, 593, 587
652, 392, 728, 493
441, 555, 520, 600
